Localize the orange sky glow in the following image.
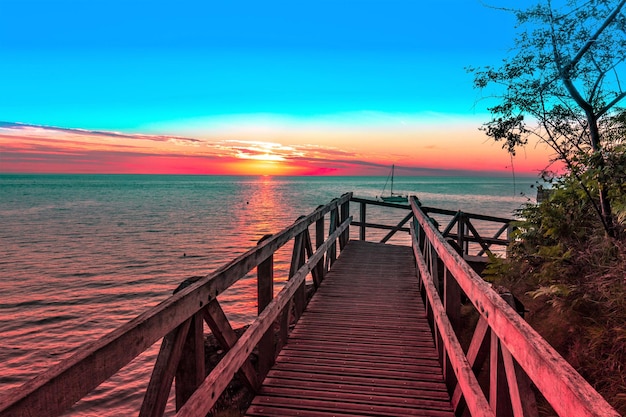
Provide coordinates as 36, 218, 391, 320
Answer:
0, 121, 556, 176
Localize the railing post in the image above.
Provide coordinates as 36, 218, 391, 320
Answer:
457, 211, 466, 256
175, 311, 205, 411
444, 267, 461, 333
327, 207, 338, 268
489, 330, 514, 417
169, 278, 206, 411
340, 196, 349, 248
430, 241, 440, 293
257, 234, 274, 381
289, 227, 307, 321
359, 201, 366, 241
315, 209, 325, 283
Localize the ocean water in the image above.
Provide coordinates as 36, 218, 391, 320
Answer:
0, 174, 538, 415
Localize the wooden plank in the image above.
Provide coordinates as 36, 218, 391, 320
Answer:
277, 346, 439, 362
340, 197, 350, 249
303, 229, 320, 288
249, 395, 453, 417
288, 230, 306, 320
262, 369, 449, 392
268, 362, 445, 381
260, 376, 451, 400
258, 386, 454, 411
410, 196, 620, 417
246, 241, 455, 417
247, 404, 370, 417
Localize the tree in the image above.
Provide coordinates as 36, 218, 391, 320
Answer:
469, 0, 626, 237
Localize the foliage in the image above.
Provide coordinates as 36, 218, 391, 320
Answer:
469, 0, 626, 235
484, 173, 626, 414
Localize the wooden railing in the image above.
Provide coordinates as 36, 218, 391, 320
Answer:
2, 193, 618, 417
409, 195, 619, 417
351, 197, 512, 258
0, 193, 353, 417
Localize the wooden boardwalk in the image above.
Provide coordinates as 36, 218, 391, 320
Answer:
2, 195, 618, 417
246, 240, 454, 417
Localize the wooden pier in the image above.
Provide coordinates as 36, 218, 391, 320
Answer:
0, 193, 619, 417
247, 241, 453, 416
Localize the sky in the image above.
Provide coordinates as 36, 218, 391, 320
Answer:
0, 0, 555, 176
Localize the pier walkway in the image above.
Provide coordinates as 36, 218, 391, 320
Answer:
246, 241, 453, 416
0, 193, 619, 417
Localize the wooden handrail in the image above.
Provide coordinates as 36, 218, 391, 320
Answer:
411, 229, 494, 417
351, 197, 511, 257
176, 216, 351, 417
409, 196, 619, 417
0, 192, 353, 417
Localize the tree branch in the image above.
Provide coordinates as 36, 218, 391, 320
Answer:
598, 91, 626, 117
564, 0, 626, 73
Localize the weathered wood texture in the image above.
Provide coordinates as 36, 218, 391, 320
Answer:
0, 193, 352, 417
409, 196, 620, 417
246, 240, 454, 417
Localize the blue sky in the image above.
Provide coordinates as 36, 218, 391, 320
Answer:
0, 0, 524, 128
0, 0, 553, 175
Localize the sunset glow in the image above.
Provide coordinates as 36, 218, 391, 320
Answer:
0, 119, 553, 176
0, 0, 554, 176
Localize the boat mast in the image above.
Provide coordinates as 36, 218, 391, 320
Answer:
390, 164, 394, 195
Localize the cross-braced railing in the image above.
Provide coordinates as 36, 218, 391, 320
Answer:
0, 193, 352, 417
409, 195, 619, 417
351, 197, 512, 266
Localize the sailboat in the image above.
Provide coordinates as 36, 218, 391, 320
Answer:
380, 164, 408, 203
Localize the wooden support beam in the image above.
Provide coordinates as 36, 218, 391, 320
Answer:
451, 317, 490, 414
441, 211, 460, 237
327, 208, 338, 268
359, 201, 366, 240
175, 217, 350, 417
444, 267, 461, 333
350, 221, 410, 234
340, 197, 349, 249
202, 300, 258, 392
289, 230, 307, 321
380, 211, 413, 243
465, 218, 492, 256
489, 330, 513, 417
139, 319, 191, 417
315, 212, 325, 283
257, 234, 274, 382
502, 345, 539, 417
175, 312, 205, 410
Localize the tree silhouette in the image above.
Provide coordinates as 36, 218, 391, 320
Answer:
470, 0, 626, 236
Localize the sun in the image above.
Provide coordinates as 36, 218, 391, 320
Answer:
241, 153, 285, 162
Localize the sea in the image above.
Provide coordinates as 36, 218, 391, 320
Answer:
0, 174, 540, 416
